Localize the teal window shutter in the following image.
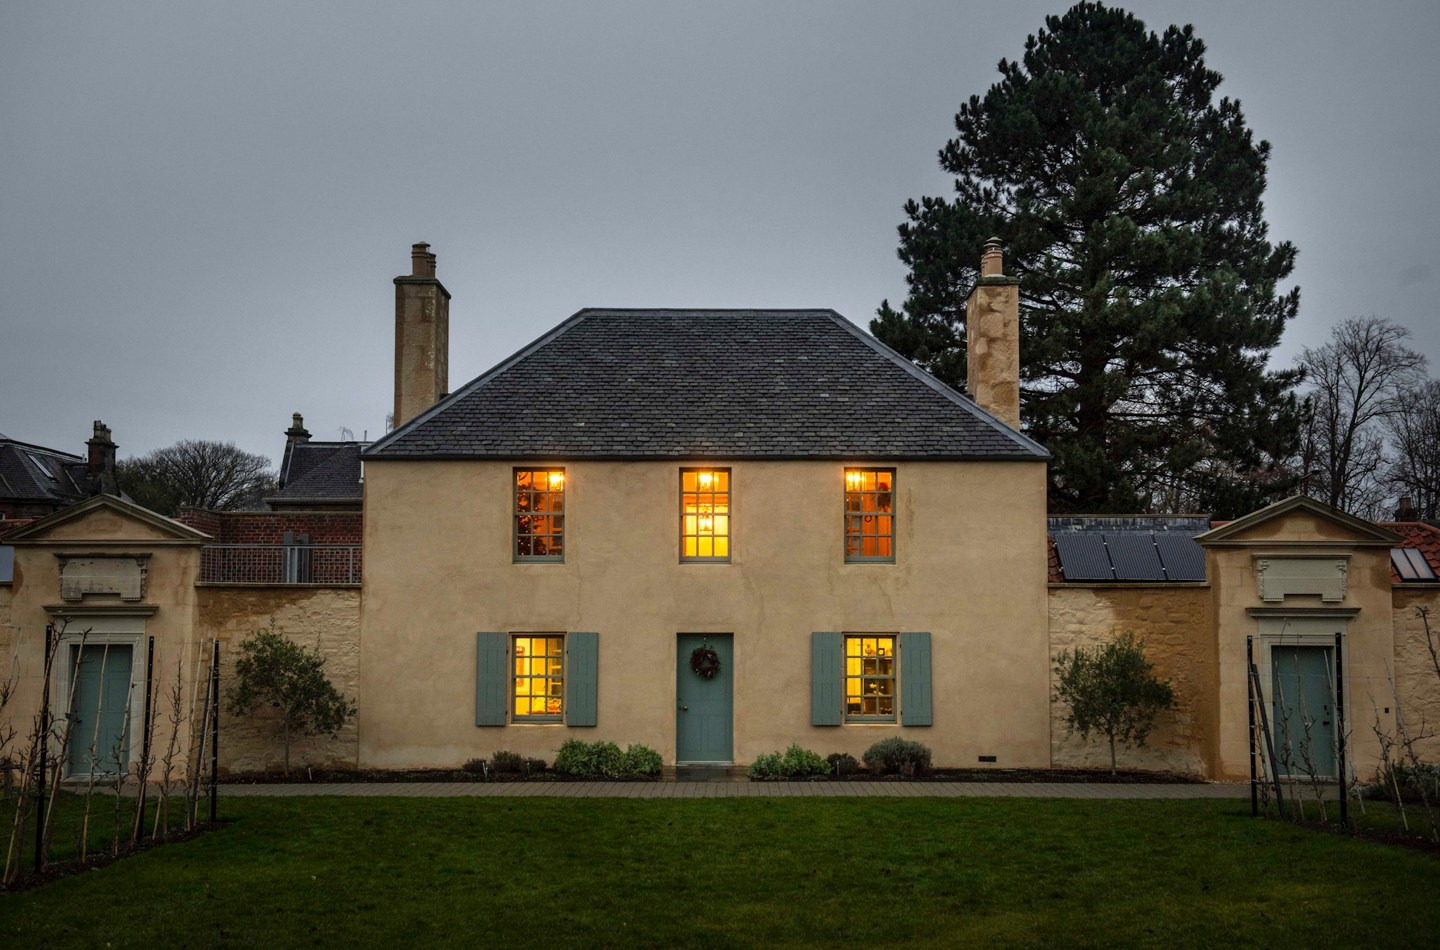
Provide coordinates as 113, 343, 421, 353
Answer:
567, 632, 599, 727
475, 632, 508, 726
811, 632, 842, 726
900, 632, 933, 726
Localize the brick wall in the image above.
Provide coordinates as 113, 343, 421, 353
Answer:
178, 508, 362, 545
181, 509, 364, 585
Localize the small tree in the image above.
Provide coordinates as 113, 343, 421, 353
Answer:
225, 625, 355, 776
1054, 631, 1175, 775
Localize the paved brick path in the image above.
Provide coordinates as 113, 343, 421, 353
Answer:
220, 781, 1251, 799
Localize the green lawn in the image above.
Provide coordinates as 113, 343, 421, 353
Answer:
2, 795, 1438, 948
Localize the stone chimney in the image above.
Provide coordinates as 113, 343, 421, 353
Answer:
1396, 495, 1418, 521
86, 420, 116, 477
85, 420, 120, 496
285, 412, 311, 446
393, 242, 450, 429
278, 412, 312, 490
964, 237, 1022, 429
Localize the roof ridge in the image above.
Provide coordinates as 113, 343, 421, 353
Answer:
1, 439, 85, 461
574, 307, 840, 314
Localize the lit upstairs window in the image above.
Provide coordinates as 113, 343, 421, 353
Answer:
681, 469, 730, 561
845, 468, 894, 562
515, 469, 565, 561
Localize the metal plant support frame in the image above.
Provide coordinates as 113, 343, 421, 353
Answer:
1334, 632, 1347, 827
1247, 632, 1349, 825
1247, 636, 1286, 819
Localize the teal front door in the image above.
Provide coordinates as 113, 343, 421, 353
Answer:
1271, 645, 1337, 778
676, 634, 733, 764
67, 644, 134, 776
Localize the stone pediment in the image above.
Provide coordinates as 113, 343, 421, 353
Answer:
1194, 496, 1399, 547
2, 494, 211, 546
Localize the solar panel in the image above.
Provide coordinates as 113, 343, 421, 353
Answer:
1393, 547, 1437, 581
1053, 533, 1114, 581
1154, 533, 1206, 581
1104, 532, 1166, 581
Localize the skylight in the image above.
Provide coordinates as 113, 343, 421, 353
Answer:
25, 452, 57, 481
1392, 547, 1437, 582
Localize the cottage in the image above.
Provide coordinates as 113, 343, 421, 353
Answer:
357, 265, 1051, 767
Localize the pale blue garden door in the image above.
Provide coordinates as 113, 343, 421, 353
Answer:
1271, 644, 1336, 778
676, 634, 733, 764
67, 643, 134, 776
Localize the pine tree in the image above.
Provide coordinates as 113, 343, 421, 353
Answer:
873, 2, 1301, 515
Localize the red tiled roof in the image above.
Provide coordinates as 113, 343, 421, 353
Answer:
1380, 522, 1440, 584
0, 518, 36, 540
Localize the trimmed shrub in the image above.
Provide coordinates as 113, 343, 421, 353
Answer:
827, 752, 861, 776
461, 758, 488, 775
782, 745, 829, 777
554, 739, 659, 778
524, 757, 547, 775
748, 745, 830, 780
491, 750, 523, 773
862, 737, 933, 776
622, 744, 663, 777
748, 752, 784, 780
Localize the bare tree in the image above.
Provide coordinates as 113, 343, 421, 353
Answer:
116, 440, 276, 515
1295, 316, 1427, 518
1387, 380, 1440, 520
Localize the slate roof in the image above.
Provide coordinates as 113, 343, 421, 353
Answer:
0, 437, 91, 507
268, 442, 364, 503
365, 310, 1048, 460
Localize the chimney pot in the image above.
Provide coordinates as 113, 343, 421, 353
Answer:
980, 237, 1004, 277
411, 242, 435, 278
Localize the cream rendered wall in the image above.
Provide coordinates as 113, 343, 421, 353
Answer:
1206, 516, 1398, 781
358, 458, 1050, 769
1, 510, 207, 781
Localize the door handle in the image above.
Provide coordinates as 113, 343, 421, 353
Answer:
678, 703, 688, 712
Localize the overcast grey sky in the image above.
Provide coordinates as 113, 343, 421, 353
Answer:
4, 1, 1438, 466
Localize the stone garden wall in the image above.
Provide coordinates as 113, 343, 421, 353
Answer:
1047, 584, 1216, 776
198, 585, 361, 775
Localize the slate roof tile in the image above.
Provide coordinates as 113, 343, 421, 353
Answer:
0, 439, 90, 506
269, 443, 364, 501
365, 310, 1048, 460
